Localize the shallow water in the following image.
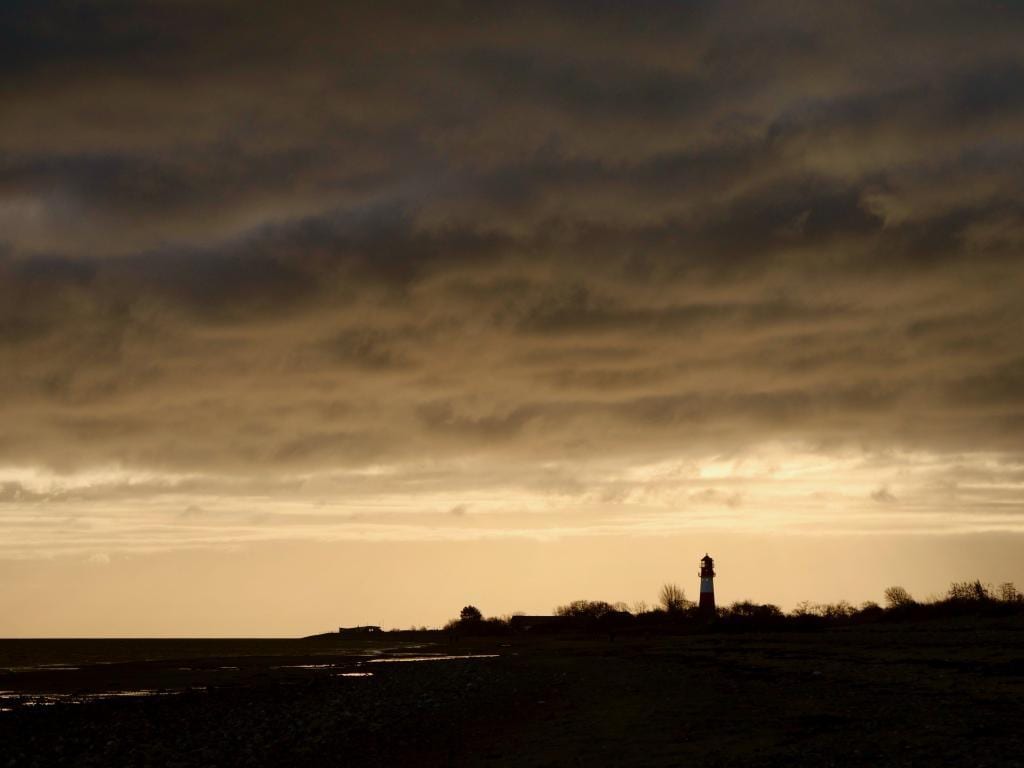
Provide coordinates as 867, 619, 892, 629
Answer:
365, 654, 499, 663
270, 663, 336, 670
0, 689, 179, 710
0, 637, 498, 711
0, 638, 395, 670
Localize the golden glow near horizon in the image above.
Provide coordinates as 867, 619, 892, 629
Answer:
3, 445, 1022, 561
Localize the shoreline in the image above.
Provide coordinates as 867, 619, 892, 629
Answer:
2, 617, 1023, 766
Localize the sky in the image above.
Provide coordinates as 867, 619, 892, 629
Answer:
2, 1, 1024, 636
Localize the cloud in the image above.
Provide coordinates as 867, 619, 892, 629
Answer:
689, 489, 744, 509
0, 482, 42, 505
1, 1, 1023, 555
870, 487, 899, 504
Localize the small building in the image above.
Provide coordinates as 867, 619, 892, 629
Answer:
338, 625, 382, 637
508, 615, 570, 633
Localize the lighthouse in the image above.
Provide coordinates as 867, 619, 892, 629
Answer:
698, 553, 716, 614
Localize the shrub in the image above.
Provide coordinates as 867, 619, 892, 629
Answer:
554, 600, 615, 619
819, 601, 855, 619
998, 582, 1021, 603
791, 600, 818, 617
459, 605, 483, 622
947, 580, 992, 602
725, 601, 784, 622
855, 601, 885, 621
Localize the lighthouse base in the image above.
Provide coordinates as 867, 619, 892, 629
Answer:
699, 576, 715, 614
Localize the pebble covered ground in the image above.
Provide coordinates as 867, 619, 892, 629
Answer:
2, 618, 1023, 767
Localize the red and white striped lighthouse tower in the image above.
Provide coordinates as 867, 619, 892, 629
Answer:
698, 553, 716, 614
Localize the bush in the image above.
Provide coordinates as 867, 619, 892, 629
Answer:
459, 605, 483, 622
788, 601, 855, 620
554, 600, 616, 619
791, 600, 818, 617
947, 580, 992, 602
820, 601, 855, 620
998, 582, 1021, 603
726, 600, 783, 619
720, 601, 785, 630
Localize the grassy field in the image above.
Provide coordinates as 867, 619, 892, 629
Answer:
2, 616, 1023, 766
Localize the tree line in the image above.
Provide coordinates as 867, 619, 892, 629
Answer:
445, 579, 1024, 635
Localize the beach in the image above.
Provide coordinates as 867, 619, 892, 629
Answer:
3, 616, 1023, 766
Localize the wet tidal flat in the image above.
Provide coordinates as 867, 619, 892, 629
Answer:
2, 619, 1023, 767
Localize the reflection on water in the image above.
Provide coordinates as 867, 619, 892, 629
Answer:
0, 688, 181, 712
85, 690, 170, 700
0, 693, 60, 708
366, 654, 499, 664
0, 648, 500, 714
270, 663, 336, 670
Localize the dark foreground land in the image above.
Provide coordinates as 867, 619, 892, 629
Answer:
3, 617, 1023, 767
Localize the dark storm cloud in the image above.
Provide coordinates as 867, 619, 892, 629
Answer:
0, 0, 1023, 481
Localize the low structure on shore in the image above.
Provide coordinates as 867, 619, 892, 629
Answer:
508, 615, 571, 633
338, 625, 382, 637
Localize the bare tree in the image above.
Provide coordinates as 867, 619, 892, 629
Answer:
659, 583, 688, 613
883, 586, 914, 608
948, 580, 991, 602
998, 582, 1020, 602
791, 600, 817, 617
